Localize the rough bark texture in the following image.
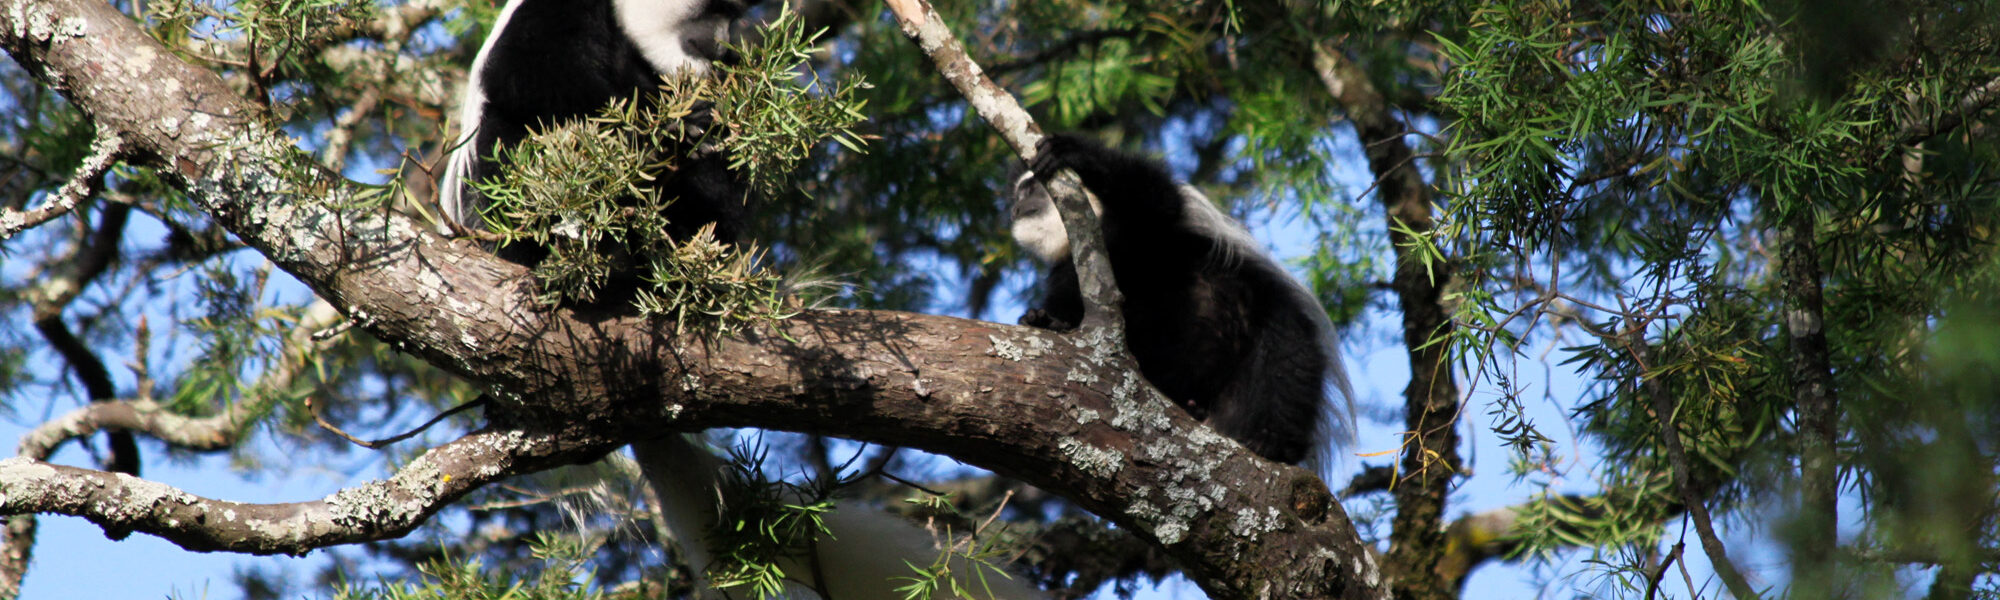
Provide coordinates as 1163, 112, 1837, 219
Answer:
1311, 45, 1463, 600
0, 1, 1388, 598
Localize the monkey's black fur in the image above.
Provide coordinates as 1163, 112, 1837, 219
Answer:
1013, 134, 1347, 465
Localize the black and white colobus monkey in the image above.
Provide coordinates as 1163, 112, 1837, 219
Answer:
438, 0, 752, 246
1012, 134, 1353, 466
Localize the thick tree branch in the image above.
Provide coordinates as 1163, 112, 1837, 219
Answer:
1, 2, 1388, 598
1310, 43, 1462, 600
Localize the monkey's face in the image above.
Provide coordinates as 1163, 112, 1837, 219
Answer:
617, 0, 757, 77
1008, 172, 1102, 263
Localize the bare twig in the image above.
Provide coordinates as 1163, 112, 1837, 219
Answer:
1645, 542, 1684, 600
0, 131, 122, 241
309, 395, 490, 450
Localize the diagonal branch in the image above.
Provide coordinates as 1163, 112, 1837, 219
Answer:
1630, 340, 1760, 599
1896, 76, 2000, 147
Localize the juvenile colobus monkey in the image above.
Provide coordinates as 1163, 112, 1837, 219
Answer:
1012, 134, 1353, 466
438, 0, 750, 246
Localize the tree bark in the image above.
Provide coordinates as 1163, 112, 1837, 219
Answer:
1784, 209, 1838, 599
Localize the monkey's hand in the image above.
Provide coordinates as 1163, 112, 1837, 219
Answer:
1029, 133, 1111, 182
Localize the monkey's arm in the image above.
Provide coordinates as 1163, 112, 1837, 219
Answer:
1019, 259, 1083, 331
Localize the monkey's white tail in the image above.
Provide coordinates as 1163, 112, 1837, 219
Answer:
631, 437, 1045, 600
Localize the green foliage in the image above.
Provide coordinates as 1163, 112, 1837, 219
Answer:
889, 493, 1028, 600
334, 534, 647, 600
700, 445, 840, 598
146, 0, 376, 71
1433, 0, 2000, 590
709, 7, 871, 199
472, 7, 865, 325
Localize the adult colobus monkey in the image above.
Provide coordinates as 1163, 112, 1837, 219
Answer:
438, 0, 749, 245
1012, 134, 1353, 467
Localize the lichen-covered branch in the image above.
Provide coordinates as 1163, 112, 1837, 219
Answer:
0, 427, 614, 555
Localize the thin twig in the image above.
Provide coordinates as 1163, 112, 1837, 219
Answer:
309, 395, 490, 449
1629, 338, 1760, 599
875, 468, 950, 498
1897, 75, 2000, 147
1645, 542, 1683, 600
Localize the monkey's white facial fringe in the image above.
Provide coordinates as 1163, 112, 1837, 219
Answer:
614, 0, 718, 80
1009, 171, 1104, 263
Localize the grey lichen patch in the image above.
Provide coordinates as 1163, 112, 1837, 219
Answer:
1057, 437, 1123, 478
986, 332, 1051, 361
1124, 492, 1190, 546
9, 0, 74, 42
1357, 549, 1381, 587
1106, 374, 1171, 433
1068, 325, 1123, 367
1161, 482, 1213, 517
986, 335, 1026, 360
1184, 425, 1235, 451
1064, 365, 1099, 384
1153, 519, 1189, 545
1069, 405, 1100, 424
0, 458, 59, 508
326, 483, 402, 528
1228, 506, 1284, 539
